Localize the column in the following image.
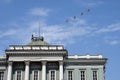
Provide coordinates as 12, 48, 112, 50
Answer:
59, 61, 63, 80
42, 61, 47, 80
24, 61, 30, 80
7, 61, 13, 80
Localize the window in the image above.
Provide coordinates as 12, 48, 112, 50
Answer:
33, 70, 39, 80
16, 70, 22, 80
68, 71, 73, 80
0, 72, 4, 80
80, 71, 85, 80
50, 70, 56, 80
93, 71, 97, 80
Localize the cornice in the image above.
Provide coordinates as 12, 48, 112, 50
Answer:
64, 59, 107, 65
6, 50, 67, 56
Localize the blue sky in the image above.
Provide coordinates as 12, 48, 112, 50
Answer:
0, 0, 120, 80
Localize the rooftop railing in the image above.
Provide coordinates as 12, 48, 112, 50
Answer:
68, 54, 103, 59
8, 45, 64, 51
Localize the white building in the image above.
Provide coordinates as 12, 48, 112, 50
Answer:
0, 35, 107, 80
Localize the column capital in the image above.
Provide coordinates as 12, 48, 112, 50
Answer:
8, 61, 13, 66
25, 61, 30, 65
59, 61, 63, 65
42, 61, 47, 65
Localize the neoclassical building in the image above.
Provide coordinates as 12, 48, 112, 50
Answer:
0, 35, 107, 80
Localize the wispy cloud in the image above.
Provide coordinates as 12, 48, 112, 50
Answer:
109, 40, 119, 45
73, 0, 104, 7
0, 19, 93, 45
95, 23, 120, 33
26, 20, 120, 45
29, 8, 51, 17
0, 0, 13, 3
105, 39, 120, 46
1, 16, 120, 46
30, 19, 95, 45
83, 1, 103, 7
0, 29, 16, 38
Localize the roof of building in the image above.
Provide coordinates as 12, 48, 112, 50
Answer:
28, 40, 49, 45
27, 35, 49, 46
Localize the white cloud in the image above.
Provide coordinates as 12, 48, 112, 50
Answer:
104, 36, 120, 46
29, 8, 51, 17
0, 0, 13, 3
1, 17, 120, 46
0, 29, 16, 38
96, 23, 120, 33
73, 0, 104, 7
105, 40, 120, 46
22, 20, 90, 45
0, 19, 93, 45
110, 40, 119, 45
84, 1, 103, 7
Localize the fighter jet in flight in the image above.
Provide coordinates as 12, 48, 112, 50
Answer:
65, 8, 91, 23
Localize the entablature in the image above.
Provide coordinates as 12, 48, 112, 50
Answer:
64, 58, 107, 65
5, 50, 67, 56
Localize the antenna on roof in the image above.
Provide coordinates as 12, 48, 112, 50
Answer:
31, 22, 44, 41
38, 22, 41, 37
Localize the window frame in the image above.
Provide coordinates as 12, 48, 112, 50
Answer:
80, 70, 86, 80
92, 70, 98, 80
15, 70, 22, 80
0, 71, 4, 80
32, 70, 39, 80
67, 70, 73, 80
49, 70, 56, 80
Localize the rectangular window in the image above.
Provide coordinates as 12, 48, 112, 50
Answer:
50, 70, 56, 80
0, 72, 4, 80
16, 70, 22, 80
68, 71, 73, 80
33, 70, 39, 80
93, 71, 97, 80
80, 71, 85, 80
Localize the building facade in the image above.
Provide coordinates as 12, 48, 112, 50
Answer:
0, 35, 107, 80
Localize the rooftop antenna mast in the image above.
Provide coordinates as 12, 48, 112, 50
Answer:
38, 22, 41, 37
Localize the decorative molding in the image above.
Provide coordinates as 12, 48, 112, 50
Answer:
42, 61, 47, 65
8, 61, 13, 66
6, 50, 67, 56
25, 61, 30, 65
59, 61, 63, 65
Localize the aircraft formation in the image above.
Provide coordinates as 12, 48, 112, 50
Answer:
65, 9, 91, 23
